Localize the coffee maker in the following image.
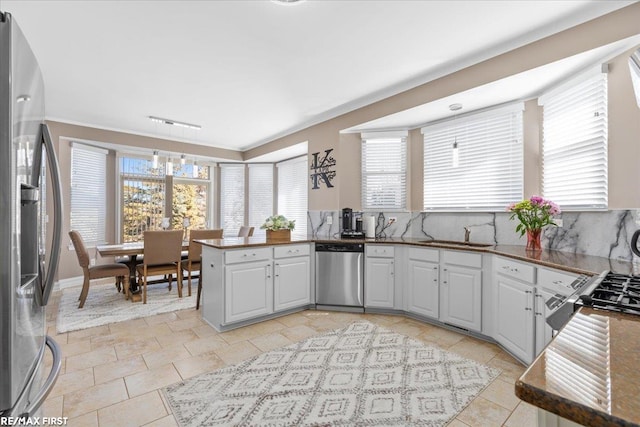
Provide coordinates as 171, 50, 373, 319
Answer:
341, 207, 365, 238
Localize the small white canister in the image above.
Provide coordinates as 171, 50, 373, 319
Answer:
365, 215, 376, 238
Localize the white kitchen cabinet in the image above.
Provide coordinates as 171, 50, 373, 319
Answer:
365, 247, 395, 308
407, 258, 439, 319
494, 274, 535, 363
440, 263, 482, 331
225, 260, 274, 323
274, 256, 311, 312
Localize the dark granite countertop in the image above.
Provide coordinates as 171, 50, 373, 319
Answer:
199, 235, 634, 276
516, 307, 640, 427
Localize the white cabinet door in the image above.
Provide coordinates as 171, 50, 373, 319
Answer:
274, 257, 311, 312
535, 287, 556, 356
440, 265, 482, 331
225, 260, 273, 323
494, 275, 534, 363
407, 259, 439, 319
365, 257, 394, 308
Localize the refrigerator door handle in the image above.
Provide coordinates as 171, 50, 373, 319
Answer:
40, 124, 63, 306
23, 336, 62, 416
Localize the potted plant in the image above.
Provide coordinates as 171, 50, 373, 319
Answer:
507, 196, 561, 251
261, 215, 295, 242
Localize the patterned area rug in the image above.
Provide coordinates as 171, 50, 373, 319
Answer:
162, 321, 501, 426
57, 281, 196, 333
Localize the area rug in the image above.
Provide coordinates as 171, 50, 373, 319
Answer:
162, 321, 501, 426
57, 281, 197, 333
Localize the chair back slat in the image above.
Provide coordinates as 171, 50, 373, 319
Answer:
69, 230, 90, 268
143, 230, 183, 266
237, 226, 254, 237
188, 229, 223, 262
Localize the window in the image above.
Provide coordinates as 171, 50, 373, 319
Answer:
277, 156, 308, 235
248, 164, 274, 236
220, 164, 245, 236
70, 143, 107, 246
361, 132, 407, 210
119, 156, 211, 242
540, 69, 608, 209
422, 103, 524, 211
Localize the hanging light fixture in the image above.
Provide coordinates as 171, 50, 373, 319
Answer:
180, 154, 186, 165
192, 160, 199, 178
166, 157, 173, 176
449, 103, 462, 168
152, 150, 159, 169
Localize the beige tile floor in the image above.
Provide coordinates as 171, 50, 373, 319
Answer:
42, 288, 537, 427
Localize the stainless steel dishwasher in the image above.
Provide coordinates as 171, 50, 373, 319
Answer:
315, 242, 364, 311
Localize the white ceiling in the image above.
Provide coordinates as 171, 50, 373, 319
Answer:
2, 0, 637, 154
343, 36, 640, 133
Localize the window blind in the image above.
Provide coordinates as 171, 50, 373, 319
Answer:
70, 143, 107, 246
248, 164, 274, 236
361, 133, 407, 210
220, 164, 245, 237
422, 103, 523, 211
277, 156, 308, 236
540, 70, 608, 210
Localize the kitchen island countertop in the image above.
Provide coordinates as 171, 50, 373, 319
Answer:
516, 307, 640, 426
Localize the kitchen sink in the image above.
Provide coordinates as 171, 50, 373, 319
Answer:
418, 239, 493, 248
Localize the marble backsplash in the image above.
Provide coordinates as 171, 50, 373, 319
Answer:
307, 209, 640, 261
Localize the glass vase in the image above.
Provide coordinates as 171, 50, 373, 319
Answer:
526, 229, 542, 252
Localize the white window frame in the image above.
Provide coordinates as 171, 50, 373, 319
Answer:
70, 142, 107, 247
539, 67, 608, 210
248, 163, 274, 237
422, 103, 524, 211
116, 153, 214, 242
219, 163, 246, 237
361, 131, 408, 211
277, 156, 308, 236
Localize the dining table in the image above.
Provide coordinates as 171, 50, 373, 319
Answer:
96, 241, 189, 302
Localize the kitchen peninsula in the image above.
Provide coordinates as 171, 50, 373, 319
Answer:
197, 235, 638, 426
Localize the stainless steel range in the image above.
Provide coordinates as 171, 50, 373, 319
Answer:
547, 271, 640, 330
576, 272, 640, 314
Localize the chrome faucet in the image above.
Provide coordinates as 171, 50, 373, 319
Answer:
464, 226, 471, 243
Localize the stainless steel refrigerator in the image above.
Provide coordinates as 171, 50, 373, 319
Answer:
0, 12, 63, 418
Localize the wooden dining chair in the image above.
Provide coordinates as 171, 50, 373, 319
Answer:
136, 230, 183, 304
238, 226, 254, 237
69, 230, 130, 308
181, 229, 223, 297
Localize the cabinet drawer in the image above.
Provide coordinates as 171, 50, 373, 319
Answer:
225, 247, 272, 264
366, 245, 394, 258
538, 267, 579, 293
274, 244, 310, 259
494, 256, 536, 283
409, 247, 439, 263
443, 250, 482, 268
